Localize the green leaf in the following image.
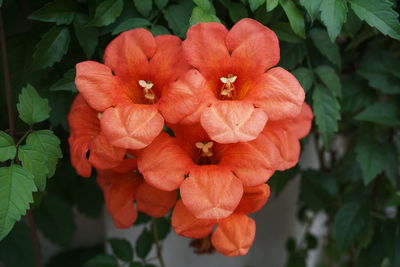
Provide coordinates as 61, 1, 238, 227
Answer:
354, 102, 400, 127
0, 222, 35, 267
299, 0, 322, 21
279, 0, 305, 38
163, 1, 194, 37
108, 238, 133, 262
309, 28, 341, 68
249, 0, 264, 12
84, 254, 118, 267
300, 170, 338, 211
279, 43, 306, 70
229, 2, 249, 23
130, 262, 144, 267
32, 26, 70, 70
0, 131, 16, 162
314, 65, 342, 98
49, 69, 77, 92
18, 145, 49, 191
320, 0, 348, 41
266, 0, 279, 12
89, 0, 123, 27
17, 84, 51, 126
26, 130, 62, 177
292, 67, 313, 92
135, 228, 154, 259
34, 195, 76, 246
355, 135, 387, 184
0, 165, 37, 241
312, 83, 341, 149
151, 25, 171, 36
190, 0, 220, 26
151, 217, 170, 240
134, 0, 153, 17
73, 14, 99, 58
272, 22, 304, 43
155, 0, 169, 9
357, 53, 400, 94
350, 0, 400, 40
112, 18, 152, 35
28, 0, 76, 25
268, 167, 299, 197
333, 202, 369, 253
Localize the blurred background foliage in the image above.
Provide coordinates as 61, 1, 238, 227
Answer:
0, 0, 400, 266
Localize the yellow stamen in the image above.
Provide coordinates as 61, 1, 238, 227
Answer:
195, 141, 214, 157
220, 74, 237, 98
139, 80, 157, 103
97, 113, 102, 120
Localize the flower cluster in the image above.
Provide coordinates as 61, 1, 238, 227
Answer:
68, 18, 313, 257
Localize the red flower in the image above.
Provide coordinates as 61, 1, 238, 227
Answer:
68, 94, 126, 177
75, 29, 190, 150
97, 160, 177, 228
172, 185, 270, 257
160, 19, 305, 144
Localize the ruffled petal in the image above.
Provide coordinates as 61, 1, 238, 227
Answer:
136, 181, 177, 217
200, 101, 268, 143
137, 132, 194, 191
97, 171, 141, 228
159, 70, 213, 124
183, 22, 230, 79
262, 126, 300, 170
180, 165, 243, 219
226, 18, 280, 77
75, 61, 122, 111
89, 134, 126, 170
171, 200, 216, 239
219, 133, 279, 186
235, 184, 271, 214
211, 213, 256, 257
68, 94, 100, 136
101, 104, 164, 150
246, 67, 305, 120
68, 136, 92, 177
103, 29, 156, 81
149, 35, 190, 95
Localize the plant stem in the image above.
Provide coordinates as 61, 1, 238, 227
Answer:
151, 218, 166, 267
0, 9, 16, 137
0, 9, 42, 267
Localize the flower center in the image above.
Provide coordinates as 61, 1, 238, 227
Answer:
195, 141, 214, 158
219, 74, 237, 100
139, 80, 157, 104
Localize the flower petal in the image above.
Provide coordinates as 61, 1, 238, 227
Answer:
219, 133, 279, 186
137, 132, 194, 191
180, 165, 243, 219
75, 61, 122, 111
226, 18, 280, 76
149, 35, 190, 95
136, 181, 177, 217
200, 101, 268, 143
101, 104, 164, 150
211, 213, 256, 257
159, 69, 213, 124
246, 67, 305, 120
69, 136, 91, 177
183, 22, 230, 78
171, 200, 216, 239
103, 29, 156, 81
235, 184, 271, 214
97, 170, 141, 228
89, 134, 126, 170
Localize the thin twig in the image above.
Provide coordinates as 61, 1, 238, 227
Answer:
151, 218, 166, 267
0, 9, 16, 138
0, 9, 42, 267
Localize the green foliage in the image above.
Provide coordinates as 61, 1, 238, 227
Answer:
0, 131, 16, 162
108, 238, 134, 262
0, 165, 37, 240
1, 0, 400, 266
17, 84, 51, 126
